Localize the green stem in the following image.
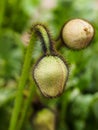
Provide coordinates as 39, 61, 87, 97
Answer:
59, 91, 70, 129
9, 24, 52, 130
9, 32, 36, 130
17, 82, 36, 130
0, 0, 6, 32
33, 24, 54, 55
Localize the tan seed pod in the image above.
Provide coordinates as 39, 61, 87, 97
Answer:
33, 56, 68, 98
61, 19, 94, 50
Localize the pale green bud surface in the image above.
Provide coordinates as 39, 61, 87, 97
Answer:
33, 56, 68, 97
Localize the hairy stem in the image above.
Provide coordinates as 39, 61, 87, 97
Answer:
33, 24, 54, 55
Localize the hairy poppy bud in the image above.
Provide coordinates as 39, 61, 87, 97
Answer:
33, 56, 68, 98
32, 24, 69, 98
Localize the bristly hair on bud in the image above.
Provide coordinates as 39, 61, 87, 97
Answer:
33, 55, 69, 98
31, 24, 69, 98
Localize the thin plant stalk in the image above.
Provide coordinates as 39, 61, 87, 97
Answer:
0, 0, 6, 32
9, 32, 36, 130
17, 82, 36, 130
59, 91, 70, 129
9, 24, 52, 130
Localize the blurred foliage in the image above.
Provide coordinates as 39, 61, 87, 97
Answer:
0, 0, 98, 130
0, 30, 23, 81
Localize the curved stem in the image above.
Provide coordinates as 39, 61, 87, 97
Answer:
33, 24, 54, 55
9, 24, 53, 130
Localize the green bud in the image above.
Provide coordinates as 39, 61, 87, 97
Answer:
33, 55, 68, 98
